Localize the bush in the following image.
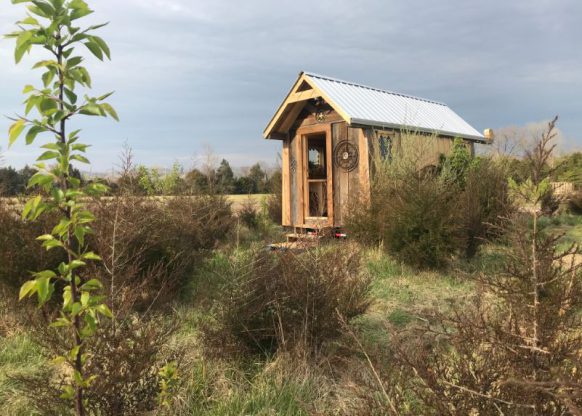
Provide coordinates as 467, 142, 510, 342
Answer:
14, 314, 178, 416
0, 201, 65, 294
568, 191, 582, 215
346, 137, 461, 269
457, 158, 513, 257
265, 192, 282, 225
347, 137, 513, 268
238, 197, 260, 229
204, 243, 371, 357
89, 195, 235, 310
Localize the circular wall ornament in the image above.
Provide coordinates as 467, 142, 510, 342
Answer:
333, 141, 359, 172
315, 111, 326, 123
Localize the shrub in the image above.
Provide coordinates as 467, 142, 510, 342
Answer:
457, 158, 513, 257
265, 192, 282, 225
374, 117, 582, 415
205, 243, 371, 357
0, 201, 64, 294
15, 315, 178, 416
347, 136, 513, 267
89, 195, 235, 310
347, 136, 461, 269
238, 197, 260, 229
568, 191, 582, 215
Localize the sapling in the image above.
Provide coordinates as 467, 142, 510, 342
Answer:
5, 1, 117, 414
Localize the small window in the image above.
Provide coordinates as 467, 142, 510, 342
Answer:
307, 136, 326, 179
379, 135, 393, 161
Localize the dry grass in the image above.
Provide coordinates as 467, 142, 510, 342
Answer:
0, 194, 270, 214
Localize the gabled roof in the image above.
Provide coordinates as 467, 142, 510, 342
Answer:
264, 71, 485, 142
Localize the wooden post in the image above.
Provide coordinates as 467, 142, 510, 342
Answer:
282, 139, 291, 226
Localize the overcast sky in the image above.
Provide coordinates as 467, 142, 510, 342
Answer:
1, 0, 581, 172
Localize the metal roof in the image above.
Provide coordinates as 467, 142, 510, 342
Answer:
303, 72, 485, 142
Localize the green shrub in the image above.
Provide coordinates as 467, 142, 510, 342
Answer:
204, 243, 371, 357
237, 197, 260, 229
568, 191, 582, 215
457, 158, 513, 257
89, 195, 235, 310
347, 165, 460, 269
347, 136, 513, 268
0, 202, 64, 294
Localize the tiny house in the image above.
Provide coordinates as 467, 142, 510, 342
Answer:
264, 71, 486, 230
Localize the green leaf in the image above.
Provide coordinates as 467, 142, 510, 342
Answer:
72, 143, 88, 152
37, 150, 60, 161
34, 270, 57, 279
79, 103, 102, 116
42, 69, 55, 87
25, 95, 39, 115
15, 42, 30, 64
79, 67, 92, 87
81, 279, 103, 290
8, 119, 26, 147
32, 59, 57, 69
71, 154, 89, 164
51, 317, 71, 328
81, 291, 89, 307
60, 385, 75, 400
84, 41, 103, 60
22, 195, 41, 219
16, 30, 33, 50
71, 302, 82, 317
19, 280, 37, 300
67, 56, 83, 68
70, 260, 86, 270
63, 288, 72, 308
69, 0, 93, 20
23, 84, 35, 93
42, 239, 64, 250
31, 1, 55, 17
97, 91, 114, 101
96, 303, 113, 319
36, 234, 55, 241
19, 16, 40, 26
74, 225, 86, 246
36, 275, 51, 304
91, 36, 110, 59
51, 356, 66, 366
39, 97, 58, 114
26, 125, 45, 145
28, 172, 54, 188
100, 103, 119, 121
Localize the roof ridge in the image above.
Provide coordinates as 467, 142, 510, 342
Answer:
303, 71, 447, 107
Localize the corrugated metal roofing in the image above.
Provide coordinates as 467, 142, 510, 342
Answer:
304, 72, 484, 141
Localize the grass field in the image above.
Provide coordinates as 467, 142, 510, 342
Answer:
0, 194, 271, 213
1, 214, 580, 415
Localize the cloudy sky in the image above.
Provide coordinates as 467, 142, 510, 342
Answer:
1, 0, 581, 171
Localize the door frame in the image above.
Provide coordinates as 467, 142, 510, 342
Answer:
297, 124, 334, 227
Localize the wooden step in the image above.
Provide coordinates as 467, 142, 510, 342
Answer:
286, 233, 322, 242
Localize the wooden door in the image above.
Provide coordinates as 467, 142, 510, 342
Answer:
298, 124, 333, 228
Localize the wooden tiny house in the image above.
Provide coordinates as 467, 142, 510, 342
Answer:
264, 72, 486, 230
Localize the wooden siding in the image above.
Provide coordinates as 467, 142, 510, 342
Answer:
293, 103, 343, 131
372, 128, 474, 168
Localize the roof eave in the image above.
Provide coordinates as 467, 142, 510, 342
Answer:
349, 118, 486, 143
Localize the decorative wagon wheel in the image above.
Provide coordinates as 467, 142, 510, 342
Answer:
333, 140, 359, 172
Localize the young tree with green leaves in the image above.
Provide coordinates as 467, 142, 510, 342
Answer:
5, 1, 117, 414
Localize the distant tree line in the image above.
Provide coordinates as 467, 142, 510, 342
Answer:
0, 159, 281, 197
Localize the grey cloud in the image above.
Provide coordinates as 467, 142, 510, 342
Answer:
1, 0, 581, 170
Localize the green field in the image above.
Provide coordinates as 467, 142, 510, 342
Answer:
1, 213, 580, 415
